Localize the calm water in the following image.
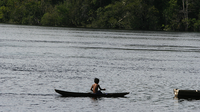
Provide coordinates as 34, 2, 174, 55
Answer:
0, 24, 200, 112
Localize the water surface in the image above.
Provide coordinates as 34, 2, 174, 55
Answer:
0, 24, 200, 111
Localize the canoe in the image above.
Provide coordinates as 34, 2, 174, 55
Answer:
55, 89, 129, 97
174, 89, 200, 99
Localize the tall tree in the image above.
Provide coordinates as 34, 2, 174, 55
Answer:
163, 0, 182, 31
181, 0, 189, 31
126, 0, 159, 30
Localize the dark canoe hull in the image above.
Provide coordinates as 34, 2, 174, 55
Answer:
174, 89, 200, 99
55, 89, 129, 97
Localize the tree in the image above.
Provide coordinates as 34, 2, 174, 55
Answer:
0, 0, 200, 31
181, 0, 189, 31
163, 0, 182, 31
41, 1, 73, 26
126, 0, 159, 30
193, 12, 200, 31
0, 6, 6, 22
92, 1, 128, 29
11, 0, 43, 25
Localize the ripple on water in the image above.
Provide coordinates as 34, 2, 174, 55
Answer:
0, 24, 200, 111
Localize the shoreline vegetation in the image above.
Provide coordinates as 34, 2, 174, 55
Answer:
0, 0, 200, 32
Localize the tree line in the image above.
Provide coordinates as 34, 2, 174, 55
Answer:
0, 0, 200, 31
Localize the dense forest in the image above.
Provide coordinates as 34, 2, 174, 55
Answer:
0, 0, 200, 31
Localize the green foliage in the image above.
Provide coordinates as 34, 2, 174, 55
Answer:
0, 0, 7, 6
0, 0, 200, 31
55, 2, 71, 26
163, 0, 180, 31
124, 0, 160, 30
92, 1, 130, 29
194, 20, 200, 31
0, 6, 9, 22
0, 6, 6, 20
41, 2, 70, 26
193, 13, 200, 31
11, 0, 43, 25
41, 12, 57, 26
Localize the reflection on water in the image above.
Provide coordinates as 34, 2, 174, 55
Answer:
0, 24, 200, 111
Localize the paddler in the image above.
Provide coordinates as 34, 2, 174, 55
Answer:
90, 78, 106, 94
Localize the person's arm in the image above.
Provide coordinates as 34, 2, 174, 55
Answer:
98, 85, 106, 91
90, 85, 93, 91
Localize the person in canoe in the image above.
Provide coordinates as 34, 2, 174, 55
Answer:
90, 78, 106, 94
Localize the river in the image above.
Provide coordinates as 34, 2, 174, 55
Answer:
0, 24, 200, 111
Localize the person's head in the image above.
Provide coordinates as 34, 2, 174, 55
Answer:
94, 78, 99, 84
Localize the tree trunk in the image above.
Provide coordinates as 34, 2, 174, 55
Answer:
186, 0, 188, 31
182, 0, 189, 31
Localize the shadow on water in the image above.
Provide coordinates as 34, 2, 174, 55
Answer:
89, 96, 128, 101
174, 96, 200, 102
54, 95, 128, 103
56, 95, 129, 99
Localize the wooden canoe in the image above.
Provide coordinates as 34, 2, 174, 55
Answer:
55, 89, 129, 97
174, 89, 200, 99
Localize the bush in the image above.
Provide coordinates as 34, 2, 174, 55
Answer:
194, 20, 200, 31
41, 12, 58, 26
